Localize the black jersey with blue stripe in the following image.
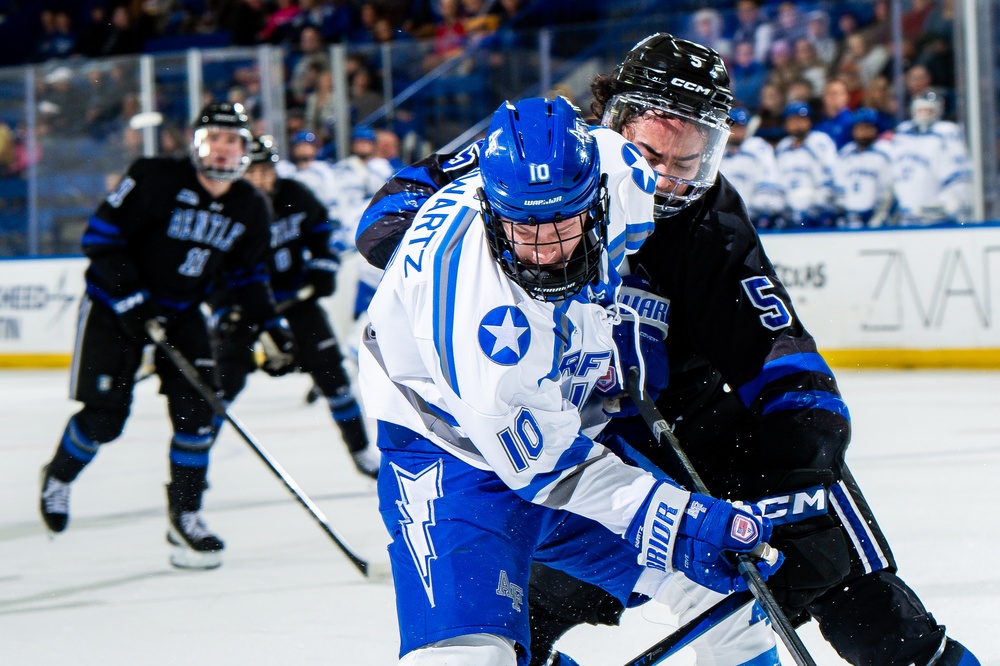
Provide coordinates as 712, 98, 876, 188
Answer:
629, 174, 850, 497
82, 156, 278, 325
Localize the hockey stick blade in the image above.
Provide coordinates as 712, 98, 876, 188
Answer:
625, 367, 817, 666
623, 590, 754, 666
146, 320, 373, 578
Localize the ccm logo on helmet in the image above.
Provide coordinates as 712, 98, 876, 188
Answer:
670, 77, 712, 96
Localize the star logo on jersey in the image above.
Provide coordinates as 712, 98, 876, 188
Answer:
478, 306, 530, 365
621, 143, 657, 194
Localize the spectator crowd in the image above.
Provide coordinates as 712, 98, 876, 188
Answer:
0, 0, 975, 252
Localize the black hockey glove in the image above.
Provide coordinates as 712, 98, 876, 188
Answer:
259, 316, 297, 376
210, 305, 257, 346
305, 256, 340, 298
305, 268, 336, 298
110, 289, 163, 339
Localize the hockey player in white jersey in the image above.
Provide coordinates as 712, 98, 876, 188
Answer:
358, 96, 780, 666
275, 130, 340, 214
834, 107, 896, 228
775, 101, 839, 227
328, 126, 396, 251
720, 107, 785, 228
889, 91, 972, 226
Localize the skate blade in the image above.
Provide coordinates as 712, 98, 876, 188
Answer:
169, 544, 222, 570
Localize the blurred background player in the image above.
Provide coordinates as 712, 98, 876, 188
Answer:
212, 135, 379, 478
327, 125, 396, 253
359, 94, 777, 666
720, 106, 785, 229
276, 129, 340, 218
834, 107, 896, 228
889, 91, 973, 226
39, 102, 296, 570
774, 100, 839, 227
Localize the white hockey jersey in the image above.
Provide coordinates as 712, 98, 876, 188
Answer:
888, 120, 972, 225
359, 127, 660, 536
775, 131, 839, 213
275, 158, 340, 213
720, 136, 784, 217
327, 155, 396, 250
834, 140, 894, 227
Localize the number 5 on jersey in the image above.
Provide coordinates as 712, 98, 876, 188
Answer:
741, 276, 792, 330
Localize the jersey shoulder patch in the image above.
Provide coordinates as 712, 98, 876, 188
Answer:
478, 305, 531, 365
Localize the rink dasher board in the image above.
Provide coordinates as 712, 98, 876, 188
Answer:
6, 223, 1000, 368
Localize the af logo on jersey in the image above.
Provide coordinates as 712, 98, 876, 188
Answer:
478, 306, 531, 365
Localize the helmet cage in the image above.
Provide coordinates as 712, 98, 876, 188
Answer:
910, 93, 942, 130
191, 125, 253, 181
603, 91, 730, 217
480, 175, 610, 302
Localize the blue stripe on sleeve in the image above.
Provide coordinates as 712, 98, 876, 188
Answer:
737, 352, 833, 406
625, 220, 655, 251
86, 216, 122, 237
81, 232, 126, 247
225, 263, 268, 289
432, 207, 476, 396
760, 390, 850, 421
355, 168, 439, 241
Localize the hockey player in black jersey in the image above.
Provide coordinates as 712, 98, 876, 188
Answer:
211, 135, 378, 479
354, 34, 979, 666
39, 102, 296, 570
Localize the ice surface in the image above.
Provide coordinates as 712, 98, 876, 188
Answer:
1, 368, 997, 664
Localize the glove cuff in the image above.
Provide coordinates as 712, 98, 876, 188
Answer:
633, 481, 690, 573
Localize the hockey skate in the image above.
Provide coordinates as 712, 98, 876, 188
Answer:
167, 507, 224, 570
351, 447, 380, 480
39, 465, 71, 534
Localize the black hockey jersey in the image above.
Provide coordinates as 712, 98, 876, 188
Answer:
629, 176, 850, 497
81, 157, 278, 325
266, 178, 339, 301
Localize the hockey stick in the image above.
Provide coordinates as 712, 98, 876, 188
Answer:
625, 367, 817, 666
275, 285, 315, 314
136, 287, 315, 385
146, 320, 375, 578
623, 590, 754, 665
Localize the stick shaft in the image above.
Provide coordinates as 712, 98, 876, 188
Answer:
622, 591, 754, 665
147, 321, 370, 576
625, 368, 816, 666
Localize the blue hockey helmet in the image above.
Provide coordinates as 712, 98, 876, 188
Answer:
479, 96, 609, 302
291, 130, 318, 146
851, 107, 880, 128
783, 101, 812, 120
729, 107, 751, 126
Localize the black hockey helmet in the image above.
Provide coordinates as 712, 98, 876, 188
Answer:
612, 33, 734, 123
602, 33, 734, 217
190, 102, 253, 181
248, 134, 280, 166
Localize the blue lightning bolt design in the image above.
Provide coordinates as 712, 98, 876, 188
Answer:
392, 460, 444, 607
